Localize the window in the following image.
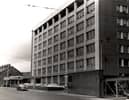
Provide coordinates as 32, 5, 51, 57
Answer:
54, 15, 59, 23
117, 32, 123, 39
116, 5, 128, 14
119, 45, 129, 54
47, 77, 51, 84
68, 26, 74, 36
60, 52, 66, 61
54, 25, 59, 33
53, 76, 58, 84
86, 30, 95, 40
86, 43, 95, 53
43, 41, 47, 47
38, 43, 42, 50
120, 45, 124, 53
54, 44, 58, 53
76, 47, 84, 56
87, 3, 95, 14
60, 41, 66, 50
87, 57, 95, 69
76, 21, 84, 32
68, 49, 74, 59
38, 51, 42, 58
47, 66, 52, 74
48, 57, 52, 64
60, 64, 65, 73
48, 47, 52, 55
43, 23, 47, 30
76, 9, 84, 19
68, 15, 74, 24
76, 0, 84, 8
53, 65, 58, 73
119, 58, 129, 67
67, 61, 74, 72
34, 45, 37, 52
48, 29, 53, 36
117, 18, 129, 27
38, 35, 42, 42
43, 49, 46, 56
120, 59, 124, 67
48, 38, 52, 45
87, 16, 95, 27
34, 61, 37, 68
60, 31, 66, 40
60, 75, 65, 85
76, 34, 84, 44
43, 32, 47, 39
54, 35, 59, 43
53, 55, 58, 63
60, 20, 66, 29
68, 3, 74, 13
38, 69, 41, 76
76, 59, 84, 71
128, 46, 129, 53
68, 38, 74, 47
42, 68, 46, 75
38, 60, 42, 66
128, 33, 129, 40
34, 30, 38, 36
34, 38, 38, 44
42, 59, 46, 65
34, 53, 37, 60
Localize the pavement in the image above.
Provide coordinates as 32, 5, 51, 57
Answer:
29, 89, 127, 100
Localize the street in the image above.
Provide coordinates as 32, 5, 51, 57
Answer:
0, 87, 87, 100
0, 87, 126, 100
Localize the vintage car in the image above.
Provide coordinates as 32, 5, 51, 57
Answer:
16, 84, 28, 91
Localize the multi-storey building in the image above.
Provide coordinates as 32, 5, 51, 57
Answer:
31, 0, 129, 96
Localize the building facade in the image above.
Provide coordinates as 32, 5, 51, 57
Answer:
31, 0, 129, 96
0, 64, 22, 87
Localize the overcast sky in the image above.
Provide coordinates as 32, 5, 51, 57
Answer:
0, 0, 70, 72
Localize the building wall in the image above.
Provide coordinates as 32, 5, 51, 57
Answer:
0, 64, 22, 86
31, 0, 129, 96
68, 70, 103, 97
31, 0, 98, 85
99, 0, 129, 76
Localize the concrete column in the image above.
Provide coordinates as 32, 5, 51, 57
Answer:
65, 75, 68, 88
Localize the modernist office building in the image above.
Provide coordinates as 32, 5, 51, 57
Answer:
31, 0, 129, 96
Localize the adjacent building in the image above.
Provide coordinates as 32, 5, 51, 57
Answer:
0, 64, 22, 87
31, 0, 129, 96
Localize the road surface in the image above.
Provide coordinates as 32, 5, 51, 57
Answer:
0, 87, 126, 100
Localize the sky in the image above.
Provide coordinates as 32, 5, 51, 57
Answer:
0, 0, 70, 72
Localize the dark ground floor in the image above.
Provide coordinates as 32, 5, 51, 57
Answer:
32, 70, 129, 97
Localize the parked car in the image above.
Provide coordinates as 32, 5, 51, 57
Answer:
16, 84, 28, 91
46, 83, 65, 90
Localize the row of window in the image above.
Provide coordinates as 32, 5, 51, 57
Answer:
34, 16, 95, 44
34, 2, 95, 36
119, 58, 129, 67
34, 43, 95, 60
33, 75, 65, 85
120, 45, 129, 54
117, 32, 129, 40
34, 30, 95, 52
38, 57, 95, 75
117, 18, 129, 27
116, 5, 128, 14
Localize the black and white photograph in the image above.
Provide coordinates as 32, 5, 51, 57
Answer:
0, 0, 129, 100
